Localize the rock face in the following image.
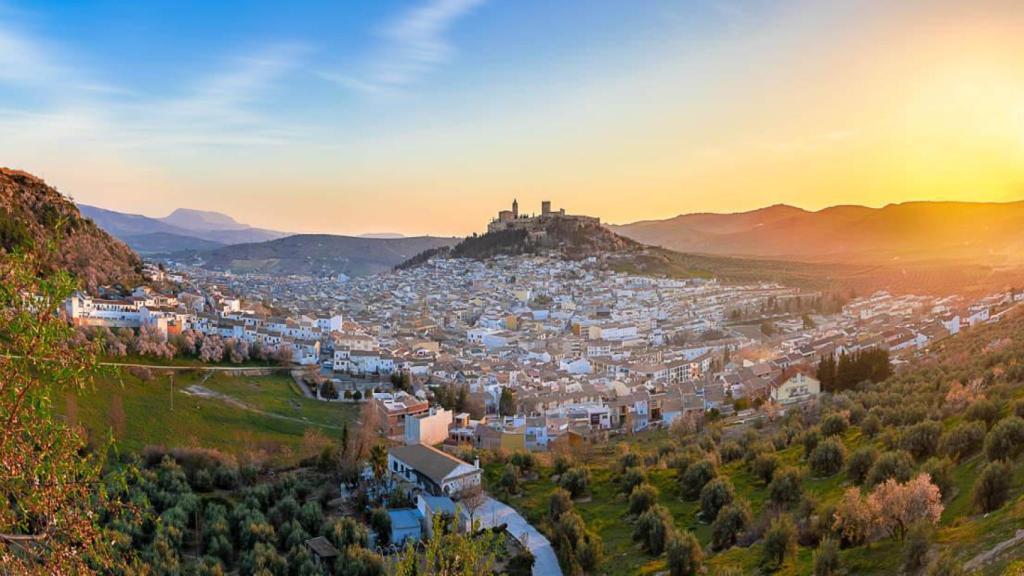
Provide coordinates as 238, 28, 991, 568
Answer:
0, 168, 143, 293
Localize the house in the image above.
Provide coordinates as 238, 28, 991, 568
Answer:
304, 536, 339, 570
771, 367, 821, 405
405, 407, 454, 446
388, 508, 423, 545
417, 494, 464, 536
388, 444, 483, 496
375, 392, 430, 440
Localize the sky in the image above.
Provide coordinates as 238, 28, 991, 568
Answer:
1, 0, 1023, 236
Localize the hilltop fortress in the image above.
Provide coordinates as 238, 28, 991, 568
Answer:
487, 199, 600, 234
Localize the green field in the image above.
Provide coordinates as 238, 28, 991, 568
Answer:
61, 369, 358, 465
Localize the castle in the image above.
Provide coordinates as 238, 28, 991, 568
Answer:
487, 199, 600, 234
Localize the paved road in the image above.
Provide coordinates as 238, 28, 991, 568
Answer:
477, 496, 561, 576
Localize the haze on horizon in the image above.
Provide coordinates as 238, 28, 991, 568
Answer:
2, 0, 1023, 237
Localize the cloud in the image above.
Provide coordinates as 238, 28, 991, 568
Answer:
321, 0, 488, 94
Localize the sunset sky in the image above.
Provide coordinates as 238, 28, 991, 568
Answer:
1, 0, 1023, 236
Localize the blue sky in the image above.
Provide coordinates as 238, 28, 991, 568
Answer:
1, 1, 1022, 235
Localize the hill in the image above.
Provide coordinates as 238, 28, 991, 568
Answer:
186, 234, 460, 277
613, 201, 1024, 266
493, 307, 1024, 575
121, 232, 226, 254
0, 168, 142, 292
78, 204, 288, 250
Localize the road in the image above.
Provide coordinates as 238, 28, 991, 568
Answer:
477, 496, 561, 576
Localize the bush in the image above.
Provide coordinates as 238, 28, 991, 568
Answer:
846, 446, 877, 485
984, 416, 1024, 461
820, 413, 849, 437
634, 505, 675, 556
628, 483, 660, 517
812, 537, 841, 576
751, 452, 779, 485
369, 508, 391, 546
903, 522, 932, 573
973, 460, 1012, 513
809, 438, 846, 477
901, 420, 943, 461
927, 551, 965, 576
939, 421, 986, 462
666, 529, 703, 576
965, 398, 1000, 428
711, 499, 751, 551
921, 457, 955, 501
680, 459, 717, 500
768, 466, 804, 508
699, 477, 735, 522
762, 514, 797, 572
865, 450, 914, 487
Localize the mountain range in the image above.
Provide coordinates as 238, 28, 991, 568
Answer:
76, 204, 289, 254
612, 201, 1024, 265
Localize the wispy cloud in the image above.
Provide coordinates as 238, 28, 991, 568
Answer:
321, 0, 488, 94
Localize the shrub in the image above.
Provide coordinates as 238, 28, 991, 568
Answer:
820, 413, 849, 437
901, 420, 943, 461
711, 499, 751, 551
846, 446, 877, 485
812, 537, 841, 576
751, 453, 779, 485
680, 459, 717, 500
984, 416, 1024, 461
927, 551, 965, 576
699, 477, 735, 522
369, 507, 391, 546
865, 450, 914, 487
965, 398, 1000, 428
903, 522, 932, 573
666, 529, 703, 576
634, 505, 675, 556
939, 421, 986, 462
768, 466, 804, 508
973, 460, 1012, 513
809, 438, 846, 477
628, 483, 660, 517
762, 514, 797, 572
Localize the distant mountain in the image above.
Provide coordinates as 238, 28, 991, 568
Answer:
359, 232, 406, 239
78, 204, 288, 249
121, 232, 225, 255
160, 208, 248, 231
0, 168, 142, 293
612, 201, 1024, 265
183, 234, 460, 277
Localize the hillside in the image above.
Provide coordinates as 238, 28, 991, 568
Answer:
493, 307, 1024, 576
0, 168, 142, 292
186, 234, 460, 277
121, 232, 226, 254
613, 201, 1024, 266
78, 204, 287, 250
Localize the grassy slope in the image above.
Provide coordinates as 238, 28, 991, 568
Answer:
489, 410, 1024, 575
62, 370, 357, 465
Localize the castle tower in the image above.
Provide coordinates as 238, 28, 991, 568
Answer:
512, 198, 519, 218
541, 201, 551, 216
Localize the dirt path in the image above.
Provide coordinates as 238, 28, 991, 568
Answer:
963, 529, 1024, 572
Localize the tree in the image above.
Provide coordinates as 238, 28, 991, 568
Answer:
820, 413, 848, 437
680, 458, 717, 500
369, 443, 388, 486
390, 514, 503, 576
984, 416, 1024, 461
939, 421, 985, 462
768, 466, 804, 508
901, 420, 943, 461
629, 483, 660, 517
457, 483, 488, 527
633, 505, 674, 556
865, 450, 915, 487
666, 529, 703, 576
711, 499, 751, 551
812, 537, 841, 576
846, 446, 877, 485
973, 460, 1012, 513
699, 477, 735, 522
498, 387, 516, 417
868, 474, 943, 540
369, 507, 391, 546
903, 522, 933, 573
809, 438, 847, 477
548, 488, 574, 522
0, 251, 125, 574
761, 514, 797, 572
320, 380, 339, 400
751, 452, 779, 484
500, 463, 520, 496
559, 466, 590, 499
